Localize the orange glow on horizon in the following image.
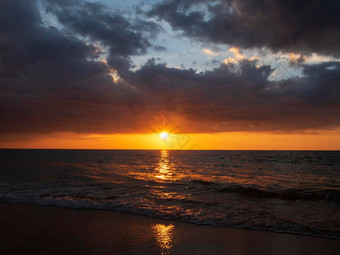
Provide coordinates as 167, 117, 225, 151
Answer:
0, 130, 339, 150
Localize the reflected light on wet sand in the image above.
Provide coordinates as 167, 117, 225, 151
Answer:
152, 224, 175, 252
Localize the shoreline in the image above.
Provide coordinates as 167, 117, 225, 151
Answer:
1, 201, 339, 241
1, 202, 339, 254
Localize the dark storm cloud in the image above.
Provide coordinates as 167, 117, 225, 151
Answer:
125, 60, 340, 132
153, 45, 167, 51
43, 0, 161, 74
150, 0, 340, 57
0, 0, 339, 136
0, 0, 145, 133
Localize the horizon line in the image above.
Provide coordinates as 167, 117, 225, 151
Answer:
0, 148, 339, 151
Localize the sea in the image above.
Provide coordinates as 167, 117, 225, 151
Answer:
0, 149, 339, 239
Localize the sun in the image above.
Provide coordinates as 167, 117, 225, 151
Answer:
160, 132, 169, 140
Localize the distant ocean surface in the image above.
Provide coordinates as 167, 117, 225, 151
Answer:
0, 149, 339, 239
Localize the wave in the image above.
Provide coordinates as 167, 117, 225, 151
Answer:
39, 194, 118, 201
217, 186, 340, 202
1, 179, 339, 240
190, 180, 216, 186
188, 180, 340, 202
1, 196, 339, 240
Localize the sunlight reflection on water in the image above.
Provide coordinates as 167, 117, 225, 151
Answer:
152, 223, 175, 253
155, 150, 172, 181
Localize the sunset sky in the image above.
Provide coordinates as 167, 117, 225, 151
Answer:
0, 0, 339, 149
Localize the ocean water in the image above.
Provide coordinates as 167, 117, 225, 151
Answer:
0, 149, 339, 239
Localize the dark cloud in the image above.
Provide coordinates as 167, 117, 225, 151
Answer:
0, 0, 339, 137
43, 0, 161, 74
153, 45, 167, 51
125, 59, 340, 132
150, 0, 340, 57
0, 0, 143, 133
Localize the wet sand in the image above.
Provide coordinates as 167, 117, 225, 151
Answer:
0, 203, 339, 255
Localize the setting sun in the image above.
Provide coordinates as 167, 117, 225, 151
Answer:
160, 132, 169, 140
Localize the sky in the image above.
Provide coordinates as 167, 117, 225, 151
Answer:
0, 0, 339, 149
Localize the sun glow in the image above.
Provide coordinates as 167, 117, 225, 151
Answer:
2, 130, 339, 150
160, 132, 169, 140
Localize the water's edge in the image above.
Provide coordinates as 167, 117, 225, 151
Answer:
2, 200, 339, 240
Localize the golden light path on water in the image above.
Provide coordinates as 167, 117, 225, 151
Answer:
155, 150, 173, 181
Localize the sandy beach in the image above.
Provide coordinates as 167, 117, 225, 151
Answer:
0, 203, 339, 255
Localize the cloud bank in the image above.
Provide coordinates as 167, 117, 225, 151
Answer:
0, 0, 339, 135
150, 0, 340, 57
